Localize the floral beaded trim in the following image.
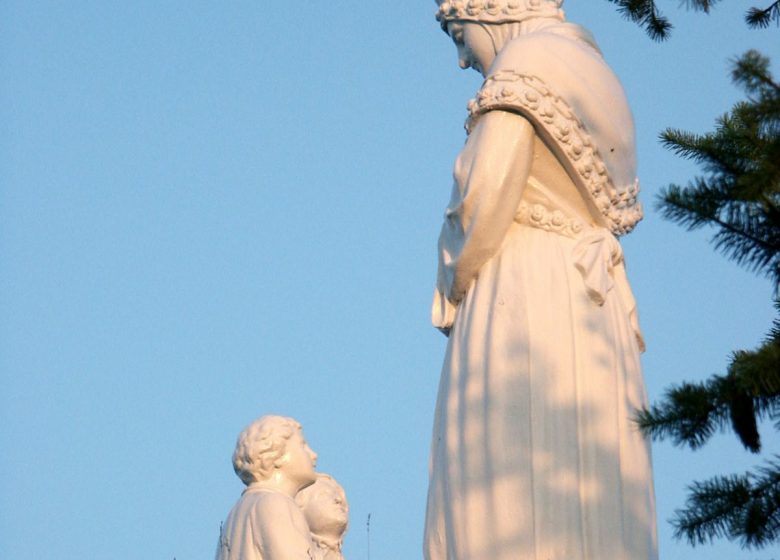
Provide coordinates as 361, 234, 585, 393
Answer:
466, 71, 643, 236
514, 201, 586, 238
436, 0, 564, 29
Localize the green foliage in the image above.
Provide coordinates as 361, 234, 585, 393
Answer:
657, 51, 780, 288
637, 314, 780, 453
747, 1, 780, 28
673, 460, 780, 548
606, 0, 780, 39
635, 51, 780, 550
608, 1, 780, 553
604, 0, 672, 40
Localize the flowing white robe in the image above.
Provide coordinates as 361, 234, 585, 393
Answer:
423, 100, 658, 560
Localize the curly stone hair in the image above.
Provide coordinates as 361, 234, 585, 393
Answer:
231, 415, 300, 485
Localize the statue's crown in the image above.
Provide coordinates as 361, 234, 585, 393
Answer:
436, 0, 564, 29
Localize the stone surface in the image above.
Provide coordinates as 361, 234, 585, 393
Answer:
296, 473, 349, 560
424, 2, 658, 559
216, 416, 318, 560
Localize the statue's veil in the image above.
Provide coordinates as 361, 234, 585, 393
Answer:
481, 17, 602, 57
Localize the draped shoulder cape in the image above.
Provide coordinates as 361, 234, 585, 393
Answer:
466, 24, 643, 236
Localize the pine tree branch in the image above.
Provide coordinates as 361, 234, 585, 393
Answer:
731, 51, 780, 95
658, 182, 779, 265
636, 317, 780, 451
673, 457, 780, 548
636, 382, 721, 449
746, 1, 780, 28
661, 125, 756, 180
680, 0, 721, 13
604, 0, 672, 40
605, 1, 780, 38
657, 52, 780, 288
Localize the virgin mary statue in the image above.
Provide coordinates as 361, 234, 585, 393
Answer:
423, 2, 658, 559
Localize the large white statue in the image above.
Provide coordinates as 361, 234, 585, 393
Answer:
296, 473, 349, 560
217, 415, 318, 560
424, 1, 658, 559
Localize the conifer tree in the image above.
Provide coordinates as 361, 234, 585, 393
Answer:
604, 1, 780, 551
620, 39, 780, 553
635, 50, 780, 549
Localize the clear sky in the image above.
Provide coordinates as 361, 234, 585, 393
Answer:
1, 2, 777, 559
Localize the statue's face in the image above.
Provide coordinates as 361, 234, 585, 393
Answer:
447, 21, 495, 75
281, 428, 318, 489
302, 480, 348, 537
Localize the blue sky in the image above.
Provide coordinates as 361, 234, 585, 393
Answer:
1, 2, 778, 559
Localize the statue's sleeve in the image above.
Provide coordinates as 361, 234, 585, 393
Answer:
255, 494, 314, 560
432, 109, 534, 331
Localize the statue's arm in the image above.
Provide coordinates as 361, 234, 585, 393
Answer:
439, 109, 534, 304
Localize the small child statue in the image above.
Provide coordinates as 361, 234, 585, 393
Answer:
296, 473, 349, 560
216, 415, 319, 560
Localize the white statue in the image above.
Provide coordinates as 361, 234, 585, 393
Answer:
296, 473, 349, 560
424, 2, 658, 559
217, 415, 318, 560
